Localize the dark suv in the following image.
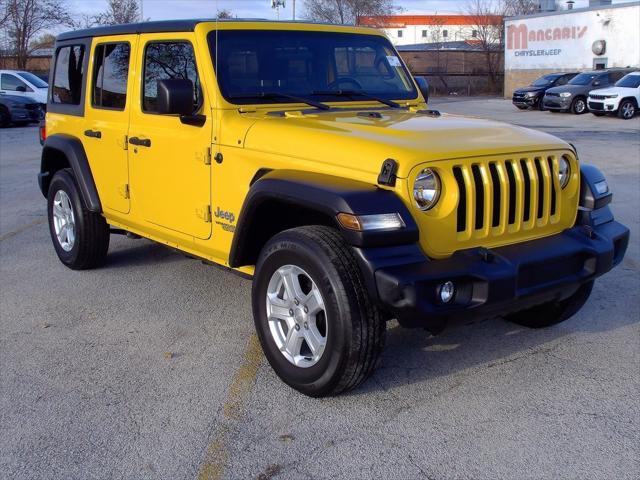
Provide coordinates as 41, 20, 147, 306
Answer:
543, 69, 633, 114
512, 73, 577, 111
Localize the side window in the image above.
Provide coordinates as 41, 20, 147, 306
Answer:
52, 45, 86, 105
1, 74, 31, 92
556, 76, 567, 86
142, 41, 200, 113
92, 43, 130, 110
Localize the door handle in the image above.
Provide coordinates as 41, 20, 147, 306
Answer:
84, 129, 102, 139
129, 136, 151, 147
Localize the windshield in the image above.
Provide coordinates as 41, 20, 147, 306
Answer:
531, 75, 558, 87
615, 74, 640, 88
16, 71, 48, 88
569, 73, 599, 85
208, 30, 417, 105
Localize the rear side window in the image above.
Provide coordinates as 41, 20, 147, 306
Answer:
142, 42, 200, 113
52, 45, 86, 105
1, 73, 31, 92
92, 43, 130, 110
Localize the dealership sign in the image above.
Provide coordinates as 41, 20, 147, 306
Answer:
507, 23, 588, 60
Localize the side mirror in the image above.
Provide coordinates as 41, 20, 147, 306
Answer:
16, 85, 27, 92
414, 76, 430, 103
593, 80, 601, 86
156, 78, 195, 115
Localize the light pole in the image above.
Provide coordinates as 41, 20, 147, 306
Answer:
140, 0, 144, 21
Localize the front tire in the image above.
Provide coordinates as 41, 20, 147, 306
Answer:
618, 99, 636, 119
47, 168, 110, 270
252, 226, 385, 397
571, 96, 588, 114
504, 281, 594, 328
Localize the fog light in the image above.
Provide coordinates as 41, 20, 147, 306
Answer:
439, 281, 455, 303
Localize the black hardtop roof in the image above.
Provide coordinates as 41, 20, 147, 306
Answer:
55, 18, 356, 42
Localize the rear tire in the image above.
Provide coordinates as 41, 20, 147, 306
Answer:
504, 281, 594, 328
252, 225, 385, 397
47, 168, 110, 270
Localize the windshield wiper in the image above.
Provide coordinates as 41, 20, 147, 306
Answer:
228, 92, 330, 110
312, 90, 401, 108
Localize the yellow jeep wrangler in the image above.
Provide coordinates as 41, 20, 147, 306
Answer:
39, 20, 629, 396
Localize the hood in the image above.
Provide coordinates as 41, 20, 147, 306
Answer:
240, 108, 569, 179
515, 86, 544, 94
589, 86, 636, 96
546, 84, 595, 95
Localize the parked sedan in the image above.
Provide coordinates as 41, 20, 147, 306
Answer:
543, 69, 632, 114
0, 94, 43, 127
512, 72, 578, 110
588, 71, 640, 119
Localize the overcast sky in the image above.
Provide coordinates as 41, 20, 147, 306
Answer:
68, 0, 636, 21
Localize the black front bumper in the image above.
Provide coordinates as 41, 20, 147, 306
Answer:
355, 218, 629, 331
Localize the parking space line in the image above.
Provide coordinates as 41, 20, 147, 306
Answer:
197, 333, 263, 480
0, 218, 46, 242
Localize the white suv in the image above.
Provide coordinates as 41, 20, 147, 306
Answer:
588, 71, 640, 120
0, 69, 48, 106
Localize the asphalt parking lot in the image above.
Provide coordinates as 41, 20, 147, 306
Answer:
1, 99, 638, 480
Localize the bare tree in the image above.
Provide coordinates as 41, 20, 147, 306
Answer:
429, 17, 451, 94
503, 0, 540, 16
3, 0, 71, 69
465, 0, 538, 91
303, 0, 399, 25
93, 0, 141, 26
216, 9, 233, 19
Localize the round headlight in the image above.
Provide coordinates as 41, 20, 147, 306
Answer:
414, 168, 441, 210
559, 155, 571, 188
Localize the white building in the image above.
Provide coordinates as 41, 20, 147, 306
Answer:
504, 1, 640, 96
358, 15, 503, 46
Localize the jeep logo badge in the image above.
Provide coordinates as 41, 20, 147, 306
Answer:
214, 207, 235, 224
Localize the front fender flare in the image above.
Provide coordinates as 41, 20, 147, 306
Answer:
229, 169, 419, 268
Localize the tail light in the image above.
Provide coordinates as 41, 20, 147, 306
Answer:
39, 120, 46, 146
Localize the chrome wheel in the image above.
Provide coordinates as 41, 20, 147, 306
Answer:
621, 102, 635, 119
52, 190, 76, 252
266, 264, 328, 368
574, 99, 586, 114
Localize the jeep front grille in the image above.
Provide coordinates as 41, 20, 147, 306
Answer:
451, 155, 563, 240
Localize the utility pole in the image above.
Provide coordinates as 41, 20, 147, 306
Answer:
293, 0, 296, 20
140, 0, 144, 21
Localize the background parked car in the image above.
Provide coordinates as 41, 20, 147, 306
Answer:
588, 71, 640, 120
543, 69, 633, 114
0, 69, 49, 107
0, 95, 43, 128
512, 72, 578, 111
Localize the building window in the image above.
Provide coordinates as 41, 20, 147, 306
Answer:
472, 30, 478, 38
422, 30, 427, 38
397, 30, 403, 38
442, 30, 448, 38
